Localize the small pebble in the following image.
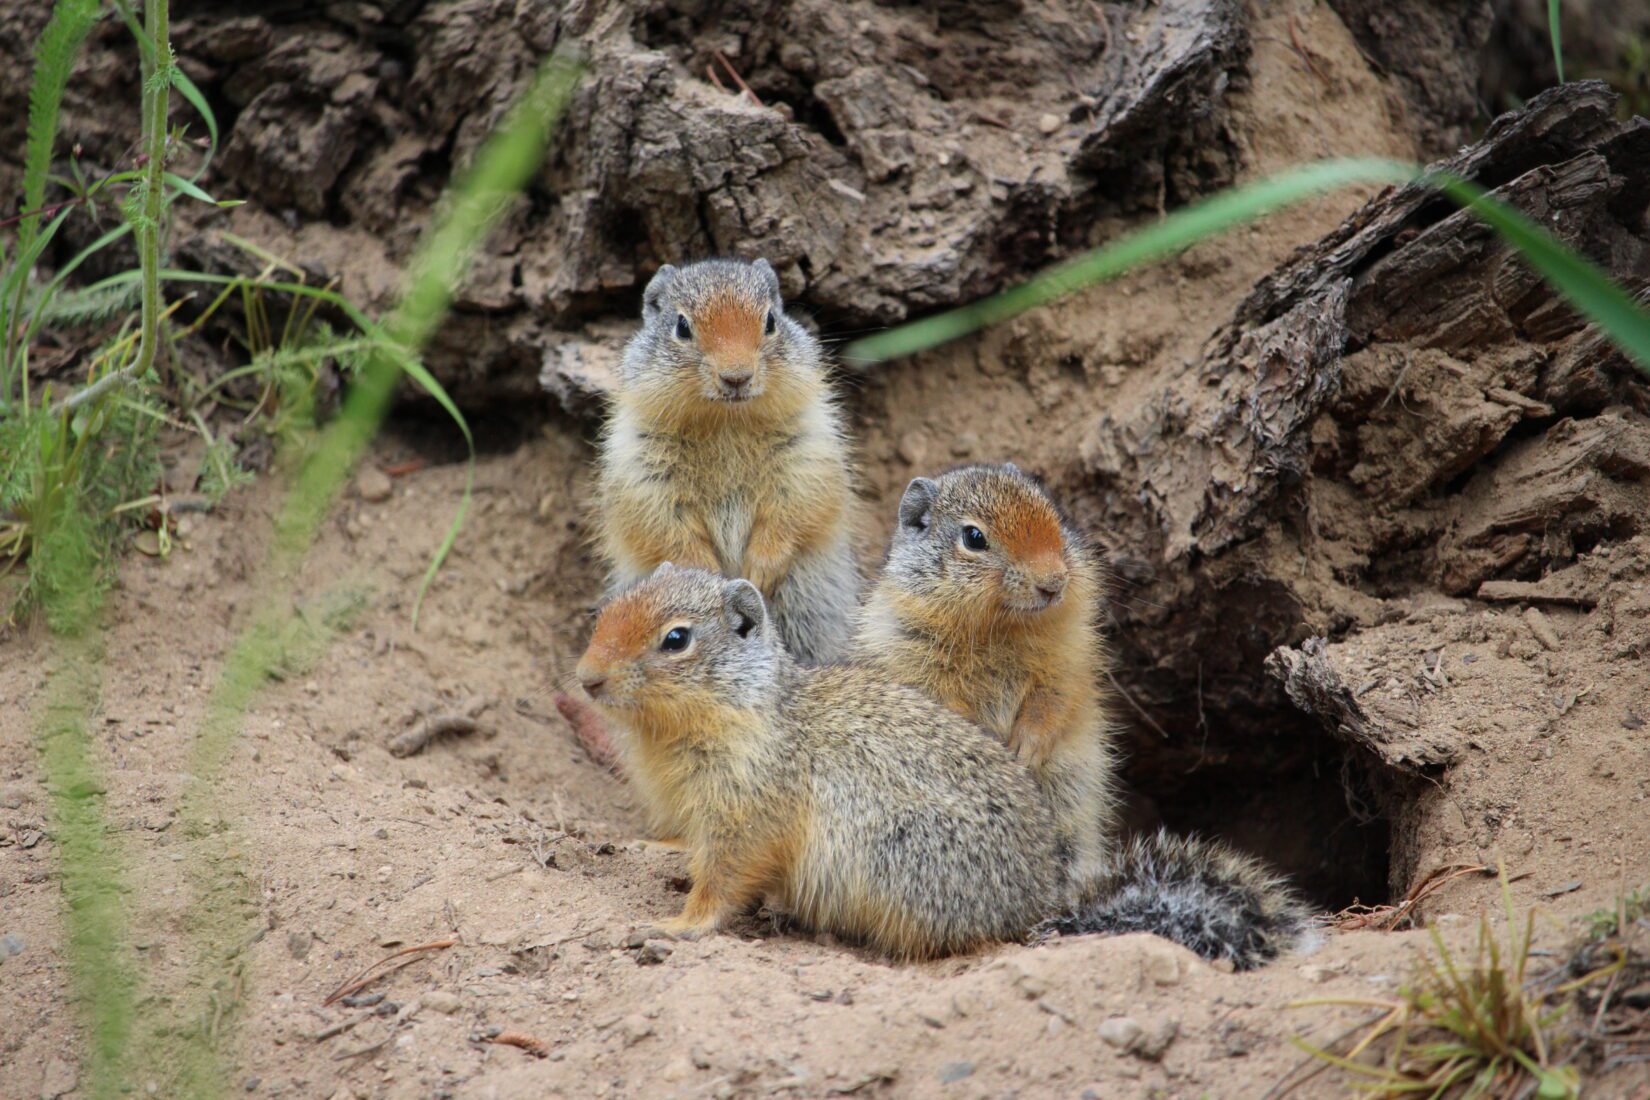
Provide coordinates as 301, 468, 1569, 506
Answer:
39, 1055, 78, 1099
621, 1014, 654, 1045
1136, 1018, 1180, 1060
422, 990, 462, 1014
895, 431, 928, 466
939, 1061, 975, 1083
1099, 1017, 1143, 1050
1037, 112, 1061, 134
0, 933, 25, 959
636, 939, 674, 965
356, 466, 393, 503
285, 931, 311, 961
1142, 943, 1185, 985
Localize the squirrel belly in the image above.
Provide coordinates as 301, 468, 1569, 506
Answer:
595, 258, 859, 667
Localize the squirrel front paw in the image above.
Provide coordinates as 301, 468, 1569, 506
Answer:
645, 916, 717, 942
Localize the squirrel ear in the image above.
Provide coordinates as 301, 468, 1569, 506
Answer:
751, 258, 782, 303
722, 579, 768, 640
651, 561, 676, 578
642, 265, 678, 320
898, 477, 939, 532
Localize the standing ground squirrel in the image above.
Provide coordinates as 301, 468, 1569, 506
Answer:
853, 463, 1118, 891
575, 565, 1060, 959
595, 258, 858, 664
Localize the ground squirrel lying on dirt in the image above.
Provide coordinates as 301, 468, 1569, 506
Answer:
574, 565, 1307, 966
595, 258, 858, 664
575, 564, 1059, 958
855, 464, 1308, 967
854, 463, 1119, 891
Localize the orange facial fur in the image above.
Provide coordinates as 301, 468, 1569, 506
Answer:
579, 594, 658, 671
695, 293, 763, 365
990, 499, 1067, 576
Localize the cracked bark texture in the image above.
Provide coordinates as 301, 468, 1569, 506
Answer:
2, 0, 1259, 405
1080, 81, 1649, 778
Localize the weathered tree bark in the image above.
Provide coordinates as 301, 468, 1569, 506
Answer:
1078, 79, 1648, 806
1, 0, 1259, 404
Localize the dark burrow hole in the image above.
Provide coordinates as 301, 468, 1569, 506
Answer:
1117, 708, 1394, 915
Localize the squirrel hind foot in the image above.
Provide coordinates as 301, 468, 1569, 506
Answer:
1040, 829, 1311, 971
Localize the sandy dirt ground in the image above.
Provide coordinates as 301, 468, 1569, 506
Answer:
3, 5, 1650, 1098
2, 425, 1646, 1099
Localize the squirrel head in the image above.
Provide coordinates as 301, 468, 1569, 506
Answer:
576, 564, 783, 733
619, 258, 820, 426
885, 463, 1091, 622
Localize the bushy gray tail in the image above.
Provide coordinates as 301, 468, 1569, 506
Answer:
1038, 829, 1311, 970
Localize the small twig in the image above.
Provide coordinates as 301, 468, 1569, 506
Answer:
484, 1029, 551, 1058
1332, 863, 1490, 931
1104, 669, 1171, 740
712, 49, 762, 106
0, 194, 90, 231
388, 697, 492, 758
322, 939, 458, 1006
706, 63, 729, 94
333, 1028, 398, 1061
382, 459, 426, 477
314, 1017, 361, 1043
51, 363, 144, 415
1287, 12, 1331, 86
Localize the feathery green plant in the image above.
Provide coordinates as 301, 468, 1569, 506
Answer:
2, 0, 101, 406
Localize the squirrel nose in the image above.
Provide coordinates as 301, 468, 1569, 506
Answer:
718, 369, 753, 395
580, 674, 607, 698
1036, 574, 1067, 603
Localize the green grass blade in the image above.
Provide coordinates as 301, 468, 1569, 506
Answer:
1424, 168, 1650, 370
842, 157, 1650, 384
282, 46, 583, 622
842, 158, 1415, 364
1548, 0, 1565, 84
153, 47, 585, 1097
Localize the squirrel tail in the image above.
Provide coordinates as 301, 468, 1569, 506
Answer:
1040, 829, 1312, 970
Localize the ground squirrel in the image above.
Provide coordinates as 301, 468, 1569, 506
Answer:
575, 565, 1305, 967
853, 463, 1118, 890
595, 258, 858, 664
575, 564, 1060, 959
854, 464, 1308, 967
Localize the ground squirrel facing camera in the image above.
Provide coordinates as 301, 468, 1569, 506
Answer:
575, 565, 1061, 958
853, 463, 1118, 890
595, 258, 858, 664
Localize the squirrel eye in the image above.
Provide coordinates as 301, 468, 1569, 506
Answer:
960, 525, 989, 552
659, 626, 692, 652
764, 310, 777, 336
674, 314, 693, 341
